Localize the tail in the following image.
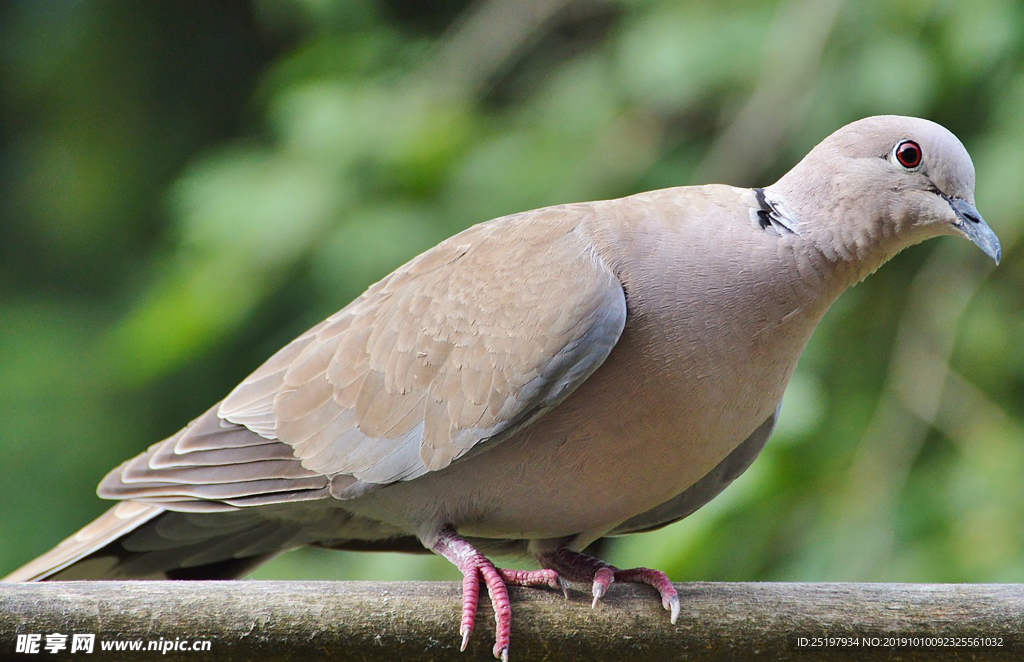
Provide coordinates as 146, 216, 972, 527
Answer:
3, 501, 300, 581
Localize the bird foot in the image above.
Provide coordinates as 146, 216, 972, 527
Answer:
432, 527, 563, 660
541, 549, 680, 623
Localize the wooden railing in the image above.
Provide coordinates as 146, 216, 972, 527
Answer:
2, 581, 1021, 660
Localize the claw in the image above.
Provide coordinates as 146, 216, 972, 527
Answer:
666, 594, 680, 624
437, 527, 570, 658
591, 566, 614, 607
542, 549, 679, 624
435, 528, 678, 656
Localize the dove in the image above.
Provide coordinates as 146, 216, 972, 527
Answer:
4, 116, 1000, 661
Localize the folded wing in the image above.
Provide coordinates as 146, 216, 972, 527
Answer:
99, 206, 627, 508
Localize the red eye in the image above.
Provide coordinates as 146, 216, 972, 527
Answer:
895, 140, 922, 169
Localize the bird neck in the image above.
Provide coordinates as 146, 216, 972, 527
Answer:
762, 182, 921, 292
583, 187, 848, 349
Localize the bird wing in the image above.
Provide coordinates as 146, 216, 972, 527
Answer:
99, 205, 627, 507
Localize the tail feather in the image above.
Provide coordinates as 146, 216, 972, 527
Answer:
3, 502, 303, 581
3, 502, 163, 581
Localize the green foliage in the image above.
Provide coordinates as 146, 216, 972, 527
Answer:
2, 0, 1022, 585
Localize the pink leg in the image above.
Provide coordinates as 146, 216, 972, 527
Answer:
432, 527, 562, 660
540, 548, 680, 623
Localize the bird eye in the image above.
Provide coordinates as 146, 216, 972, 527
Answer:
893, 140, 923, 170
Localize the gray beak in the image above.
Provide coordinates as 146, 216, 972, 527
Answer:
947, 196, 1001, 264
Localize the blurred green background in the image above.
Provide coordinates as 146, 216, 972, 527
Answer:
2, 0, 1023, 585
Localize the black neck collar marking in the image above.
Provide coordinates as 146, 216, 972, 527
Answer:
753, 188, 797, 236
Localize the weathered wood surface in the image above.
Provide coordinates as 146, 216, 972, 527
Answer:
1, 581, 1021, 660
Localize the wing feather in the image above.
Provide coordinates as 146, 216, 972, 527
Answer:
97, 205, 626, 510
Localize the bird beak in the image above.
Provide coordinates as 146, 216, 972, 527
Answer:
947, 196, 1001, 264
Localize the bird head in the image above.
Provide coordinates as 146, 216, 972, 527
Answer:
767, 115, 1001, 271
